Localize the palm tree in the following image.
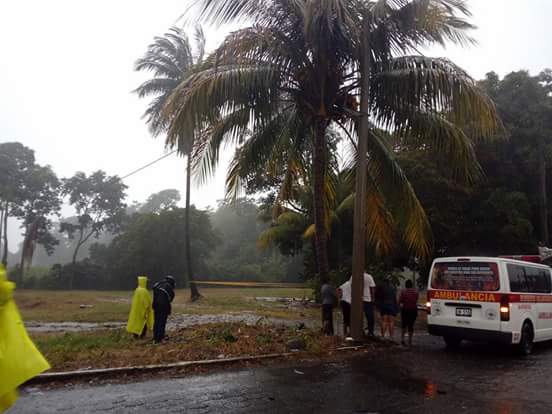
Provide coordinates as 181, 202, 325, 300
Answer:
134, 26, 206, 301
164, 0, 501, 284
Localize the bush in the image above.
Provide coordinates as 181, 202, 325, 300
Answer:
40, 260, 107, 289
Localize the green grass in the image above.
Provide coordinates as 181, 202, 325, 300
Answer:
15, 287, 315, 323
35, 330, 133, 354
32, 329, 136, 369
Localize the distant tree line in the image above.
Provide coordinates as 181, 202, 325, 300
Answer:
2, 168, 302, 288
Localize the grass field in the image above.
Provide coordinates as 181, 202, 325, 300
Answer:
15, 287, 315, 323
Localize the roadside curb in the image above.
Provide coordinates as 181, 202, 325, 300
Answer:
27, 345, 369, 384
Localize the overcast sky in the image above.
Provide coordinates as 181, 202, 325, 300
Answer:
1, 0, 551, 249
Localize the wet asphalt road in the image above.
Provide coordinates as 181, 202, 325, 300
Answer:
10, 333, 552, 413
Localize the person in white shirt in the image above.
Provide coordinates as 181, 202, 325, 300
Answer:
337, 279, 351, 337
363, 272, 376, 336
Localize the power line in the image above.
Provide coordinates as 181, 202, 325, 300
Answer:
120, 149, 178, 180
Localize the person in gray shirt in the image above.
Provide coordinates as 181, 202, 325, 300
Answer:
321, 281, 337, 335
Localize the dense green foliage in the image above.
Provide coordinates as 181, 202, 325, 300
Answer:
0, 142, 61, 279
89, 207, 219, 289
207, 199, 303, 282
60, 171, 127, 269
398, 70, 552, 261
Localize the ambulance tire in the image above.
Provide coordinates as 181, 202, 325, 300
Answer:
517, 321, 534, 356
443, 335, 462, 350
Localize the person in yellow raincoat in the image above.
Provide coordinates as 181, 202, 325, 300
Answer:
126, 276, 154, 338
0, 265, 50, 413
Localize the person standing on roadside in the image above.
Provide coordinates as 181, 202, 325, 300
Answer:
152, 275, 176, 344
363, 271, 377, 336
0, 265, 50, 412
127, 276, 154, 339
321, 280, 337, 335
399, 280, 419, 346
338, 278, 352, 337
380, 277, 398, 339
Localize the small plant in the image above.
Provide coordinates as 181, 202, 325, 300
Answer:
256, 333, 273, 346
207, 326, 237, 343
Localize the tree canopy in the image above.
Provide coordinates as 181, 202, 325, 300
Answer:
59, 170, 127, 287
163, 0, 500, 284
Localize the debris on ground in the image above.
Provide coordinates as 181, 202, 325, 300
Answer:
32, 323, 342, 372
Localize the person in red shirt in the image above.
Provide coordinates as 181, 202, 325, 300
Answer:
399, 280, 419, 346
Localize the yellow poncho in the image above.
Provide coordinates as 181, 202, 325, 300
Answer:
0, 265, 50, 413
126, 276, 154, 335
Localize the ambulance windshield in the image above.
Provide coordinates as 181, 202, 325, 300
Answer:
431, 262, 500, 291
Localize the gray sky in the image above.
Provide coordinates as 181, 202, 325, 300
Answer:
1, 0, 551, 250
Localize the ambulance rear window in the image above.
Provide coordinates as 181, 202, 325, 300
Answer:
431, 262, 500, 291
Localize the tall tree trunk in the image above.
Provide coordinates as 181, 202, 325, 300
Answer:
19, 219, 40, 286
19, 226, 29, 286
70, 229, 85, 290
538, 138, 549, 245
186, 154, 201, 301
312, 118, 330, 282
351, 17, 371, 341
1, 201, 8, 267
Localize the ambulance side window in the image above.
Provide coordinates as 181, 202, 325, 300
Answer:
508, 264, 528, 292
524, 267, 551, 294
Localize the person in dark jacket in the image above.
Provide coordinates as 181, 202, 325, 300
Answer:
379, 277, 398, 339
320, 281, 337, 335
152, 275, 176, 343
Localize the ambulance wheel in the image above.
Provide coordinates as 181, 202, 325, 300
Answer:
518, 322, 534, 356
443, 335, 462, 349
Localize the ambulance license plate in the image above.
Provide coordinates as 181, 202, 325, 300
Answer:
456, 308, 472, 317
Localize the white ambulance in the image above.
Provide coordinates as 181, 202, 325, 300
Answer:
426, 256, 552, 354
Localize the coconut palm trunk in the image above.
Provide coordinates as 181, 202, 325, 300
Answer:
134, 26, 207, 298
185, 154, 201, 301
312, 118, 330, 282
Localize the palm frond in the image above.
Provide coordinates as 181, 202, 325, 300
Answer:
371, 56, 501, 140
224, 107, 300, 200
363, 128, 433, 258
134, 78, 180, 99
394, 109, 482, 182
164, 64, 281, 143
379, 0, 475, 52
192, 107, 251, 185
193, 25, 207, 63
135, 25, 198, 139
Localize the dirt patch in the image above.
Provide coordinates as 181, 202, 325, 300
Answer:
25, 301, 44, 309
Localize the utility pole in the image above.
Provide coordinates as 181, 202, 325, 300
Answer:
350, 16, 371, 341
